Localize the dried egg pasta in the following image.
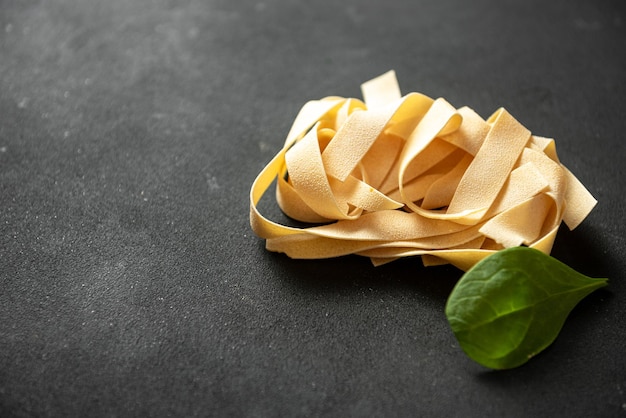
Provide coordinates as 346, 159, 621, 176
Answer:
249, 71, 597, 271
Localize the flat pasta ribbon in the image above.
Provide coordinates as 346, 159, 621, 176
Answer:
249, 71, 597, 271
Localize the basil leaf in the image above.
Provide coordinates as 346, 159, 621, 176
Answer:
445, 246, 607, 369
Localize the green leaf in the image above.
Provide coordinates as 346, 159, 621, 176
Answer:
445, 246, 608, 369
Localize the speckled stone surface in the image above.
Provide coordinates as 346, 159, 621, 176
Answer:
1, 0, 625, 416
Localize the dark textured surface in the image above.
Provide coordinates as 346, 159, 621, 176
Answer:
1, 0, 625, 416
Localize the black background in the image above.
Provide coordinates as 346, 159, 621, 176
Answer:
1, 0, 625, 416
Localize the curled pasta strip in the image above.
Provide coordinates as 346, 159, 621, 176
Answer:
249, 71, 597, 271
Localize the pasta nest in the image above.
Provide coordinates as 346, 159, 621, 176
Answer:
250, 71, 596, 270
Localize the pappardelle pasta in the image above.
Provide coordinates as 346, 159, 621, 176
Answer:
249, 71, 596, 271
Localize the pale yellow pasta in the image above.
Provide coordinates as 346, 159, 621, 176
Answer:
249, 70, 597, 271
